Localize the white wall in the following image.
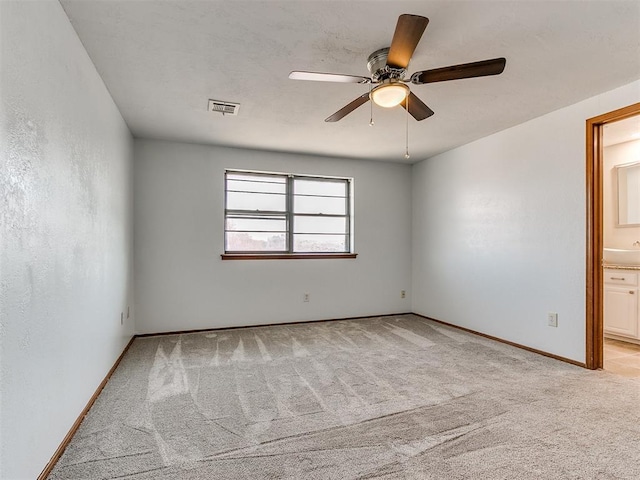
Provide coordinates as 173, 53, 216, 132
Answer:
134, 140, 412, 334
412, 80, 640, 364
604, 139, 640, 248
0, 1, 134, 478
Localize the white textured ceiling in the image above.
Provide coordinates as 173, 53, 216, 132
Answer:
60, 0, 640, 163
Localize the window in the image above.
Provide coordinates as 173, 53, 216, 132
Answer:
224, 170, 353, 256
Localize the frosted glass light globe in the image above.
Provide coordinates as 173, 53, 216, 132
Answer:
370, 83, 410, 108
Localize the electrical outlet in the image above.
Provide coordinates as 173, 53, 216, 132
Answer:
548, 312, 558, 327
401, 290, 406, 299
120, 312, 124, 325
303, 293, 310, 302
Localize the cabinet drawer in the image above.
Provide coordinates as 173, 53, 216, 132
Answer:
604, 270, 638, 286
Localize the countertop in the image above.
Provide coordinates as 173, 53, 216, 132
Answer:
603, 264, 640, 271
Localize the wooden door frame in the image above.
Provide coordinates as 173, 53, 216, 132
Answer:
585, 102, 640, 369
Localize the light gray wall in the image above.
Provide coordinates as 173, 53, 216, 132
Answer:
0, 1, 134, 478
133, 140, 412, 334
411, 80, 640, 364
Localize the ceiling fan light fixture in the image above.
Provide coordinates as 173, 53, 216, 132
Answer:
370, 82, 409, 108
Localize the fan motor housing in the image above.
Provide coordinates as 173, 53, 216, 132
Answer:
367, 47, 407, 82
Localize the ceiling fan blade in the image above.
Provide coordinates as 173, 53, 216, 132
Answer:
289, 71, 370, 84
325, 93, 370, 122
400, 92, 435, 121
411, 57, 506, 84
386, 14, 429, 69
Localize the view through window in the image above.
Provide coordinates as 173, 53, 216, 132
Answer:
225, 170, 352, 254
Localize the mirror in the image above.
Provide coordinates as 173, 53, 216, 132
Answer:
616, 161, 640, 226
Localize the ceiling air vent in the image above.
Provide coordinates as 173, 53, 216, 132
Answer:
208, 99, 240, 116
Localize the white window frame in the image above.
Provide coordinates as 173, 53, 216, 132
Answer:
223, 169, 354, 257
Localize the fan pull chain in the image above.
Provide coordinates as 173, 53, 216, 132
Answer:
369, 83, 374, 126
405, 94, 410, 159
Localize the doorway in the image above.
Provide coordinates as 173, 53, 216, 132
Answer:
586, 102, 640, 370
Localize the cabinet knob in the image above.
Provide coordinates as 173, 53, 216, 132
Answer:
610, 277, 626, 281
631, 291, 635, 295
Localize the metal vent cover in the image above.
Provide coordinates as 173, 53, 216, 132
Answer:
208, 99, 240, 116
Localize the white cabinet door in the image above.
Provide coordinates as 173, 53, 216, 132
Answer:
604, 285, 639, 338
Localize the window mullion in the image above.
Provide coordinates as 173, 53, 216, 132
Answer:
287, 175, 294, 253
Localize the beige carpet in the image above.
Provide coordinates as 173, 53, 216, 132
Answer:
48, 314, 640, 479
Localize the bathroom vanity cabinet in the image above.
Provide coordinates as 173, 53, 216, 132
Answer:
604, 268, 639, 342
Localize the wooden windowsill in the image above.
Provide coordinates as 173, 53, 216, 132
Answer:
221, 253, 358, 260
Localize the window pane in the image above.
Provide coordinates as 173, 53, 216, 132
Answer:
227, 191, 286, 211
227, 179, 286, 194
294, 179, 346, 197
293, 195, 346, 215
294, 215, 346, 234
226, 217, 286, 232
226, 232, 286, 251
293, 234, 347, 252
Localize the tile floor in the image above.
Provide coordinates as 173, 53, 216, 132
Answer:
604, 337, 640, 378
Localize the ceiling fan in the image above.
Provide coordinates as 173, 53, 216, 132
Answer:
289, 14, 506, 122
